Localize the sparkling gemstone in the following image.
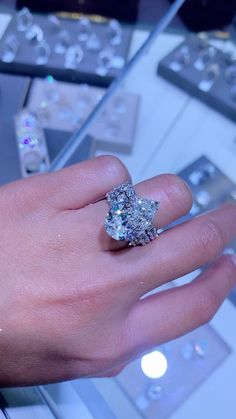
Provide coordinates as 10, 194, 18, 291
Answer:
105, 183, 159, 245
105, 211, 130, 241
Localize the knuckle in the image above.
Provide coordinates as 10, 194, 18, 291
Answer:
99, 155, 130, 182
163, 174, 193, 212
196, 288, 220, 324
199, 219, 225, 260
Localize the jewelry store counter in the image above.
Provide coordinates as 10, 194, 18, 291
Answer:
0, 7, 236, 419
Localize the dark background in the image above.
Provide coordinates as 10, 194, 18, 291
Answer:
0, 0, 184, 27
1, 0, 236, 31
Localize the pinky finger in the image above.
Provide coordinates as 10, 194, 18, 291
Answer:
127, 255, 236, 353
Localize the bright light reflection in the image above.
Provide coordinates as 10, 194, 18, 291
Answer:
141, 351, 168, 379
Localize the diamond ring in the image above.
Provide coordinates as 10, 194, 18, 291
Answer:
104, 182, 160, 246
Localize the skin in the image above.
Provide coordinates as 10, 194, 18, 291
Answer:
0, 155, 236, 387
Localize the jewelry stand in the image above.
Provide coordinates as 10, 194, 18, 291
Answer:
0, 11, 133, 87
158, 34, 236, 122
27, 78, 140, 154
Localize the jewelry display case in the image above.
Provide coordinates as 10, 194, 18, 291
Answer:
0, 9, 133, 86
1, 0, 236, 418
158, 34, 236, 122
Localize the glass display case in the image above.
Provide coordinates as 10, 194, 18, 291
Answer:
0, 0, 236, 418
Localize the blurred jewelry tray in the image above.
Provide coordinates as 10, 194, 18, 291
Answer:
158, 34, 236, 123
27, 77, 140, 154
0, 11, 133, 87
0, 73, 94, 185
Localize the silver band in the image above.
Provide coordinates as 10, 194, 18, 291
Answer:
104, 182, 160, 246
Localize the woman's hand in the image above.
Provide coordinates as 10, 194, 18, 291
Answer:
0, 156, 235, 386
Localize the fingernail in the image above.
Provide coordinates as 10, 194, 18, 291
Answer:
231, 254, 236, 266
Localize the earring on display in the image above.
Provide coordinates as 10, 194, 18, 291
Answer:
96, 47, 114, 76
198, 62, 220, 92
78, 17, 92, 42
196, 32, 209, 50
16, 7, 33, 32
15, 109, 50, 177
54, 30, 71, 54
86, 33, 102, 52
223, 42, 236, 66
108, 19, 122, 46
47, 14, 61, 32
64, 45, 84, 70
204, 63, 220, 81
35, 41, 51, 65
225, 64, 236, 84
169, 45, 191, 72
175, 46, 191, 67
22, 150, 48, 175
25, 24, 44, 43
199, 47, 216, 64
194, 46, 216, 71
1, 34, 19, 63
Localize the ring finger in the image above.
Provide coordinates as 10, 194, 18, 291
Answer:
81, 174, 193, 251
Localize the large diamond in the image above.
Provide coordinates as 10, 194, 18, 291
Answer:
105, 210, 131, 241
105, 185, 159, 245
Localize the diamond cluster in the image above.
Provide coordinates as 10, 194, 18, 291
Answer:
104, 183, 159, 246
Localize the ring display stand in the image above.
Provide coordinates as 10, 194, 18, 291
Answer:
158, 35, 236, 122
0, 12, 133, 87
0, 73, 94, 185
27, 78, 140, 153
